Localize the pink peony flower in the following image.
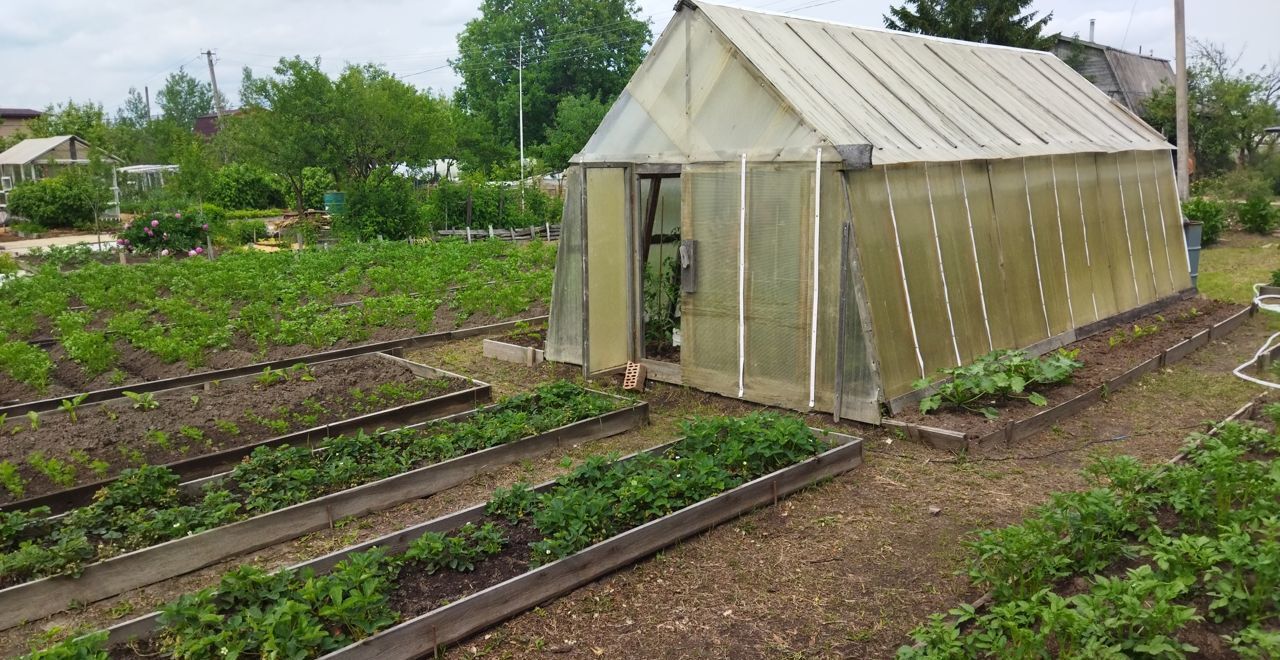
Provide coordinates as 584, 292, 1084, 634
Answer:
116, 238, 125, 245
151, 219, 160, 227
195, 246, 204, 254
160, 249, 170, 256
188, 249, 197, 257
145, 228, 153, 235
202, 224, 209, 231
175, 212, 182, 219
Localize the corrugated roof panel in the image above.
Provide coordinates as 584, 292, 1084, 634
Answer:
0, 136, 76, 166
692, 1, 1171, 164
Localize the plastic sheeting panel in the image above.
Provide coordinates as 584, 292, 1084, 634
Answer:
988, 159, 1053, 348
831, 172, 881, 422
585, 167, 630, 372
743, 164, 812, 408
1050, 155, 1102, 326
1150, 151, 1193, 289
1115, 152, 1160, 304
681, 164, 742, 396
1025, 157, 1076, 335
1073, 154, 1122, 320
847, 167, 921, 398
1087, 153, 1142, 314
546, 167, 584, 365
1132, 152, 1178, 297
961, 161, 1019, 352
925, 162, 994, 363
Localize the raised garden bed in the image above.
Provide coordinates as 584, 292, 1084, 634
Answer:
0, 353, 489, 512
892, 298, 1252, 452
41, 414, 862, 658
0, 383, 643, 631
899, 397, 1279, 658
0, 316, 539, 417
482, 323, 546, 366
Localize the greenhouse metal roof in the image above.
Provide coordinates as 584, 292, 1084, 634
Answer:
608, 1, 1173, 165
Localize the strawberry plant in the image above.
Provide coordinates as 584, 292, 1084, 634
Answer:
404, 522, 507, 573
915, 349, 1083, 418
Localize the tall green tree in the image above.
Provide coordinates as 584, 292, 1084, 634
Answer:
539, 94, 609, 170
884, 0, 1054, 49
1143, 41, 1280, 177
25, 100, 112, 148
156, 68, 217, 128
452, 0, 650, 152
115, 88, 151, 129
331, 65, 452, 185
230, 57, 337, 213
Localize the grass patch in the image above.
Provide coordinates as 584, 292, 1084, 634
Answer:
1198, 232, 1279, 304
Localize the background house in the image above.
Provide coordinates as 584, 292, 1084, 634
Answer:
547, 1, 1191, 423
1053, 36, 1174, 115
0, 108, 42, 142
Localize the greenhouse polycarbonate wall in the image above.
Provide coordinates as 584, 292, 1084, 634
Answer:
546, 167, 584, 365
681, 161, 880, 421
850, 150, 1191, 401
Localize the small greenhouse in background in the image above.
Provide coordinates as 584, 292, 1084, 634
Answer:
547, 0, 1192, 424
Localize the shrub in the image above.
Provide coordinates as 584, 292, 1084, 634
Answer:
213, 219, 269, 247
5, 170, 107, 229
1236, 196, 1278, 235
423, 179, 562, 231
1181, 197, 1228, 246
116, 211, 212, 256
338, 172, 426, 240
118, 186, 192, 215
1270, 269, 1280, 287
210, 164, 286, 210
1194, 169, 1273, 201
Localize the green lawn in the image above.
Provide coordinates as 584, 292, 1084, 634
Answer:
1197, 231, 1279, 304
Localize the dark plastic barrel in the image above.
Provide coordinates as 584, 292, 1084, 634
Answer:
323, 191, 346, 216
1183, 221, 1202, 287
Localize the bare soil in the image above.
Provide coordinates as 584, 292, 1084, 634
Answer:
0, 355, 468, 504
494, 330, 545, 350
895, 297, 1243, 436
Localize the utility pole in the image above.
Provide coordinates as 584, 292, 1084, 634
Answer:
203, 49, 225, 120
1174, 0, 1189, 199
144, 86, 152, 122
517, 39, 526, 212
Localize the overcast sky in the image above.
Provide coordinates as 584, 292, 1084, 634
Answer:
2, 0, 1277, 114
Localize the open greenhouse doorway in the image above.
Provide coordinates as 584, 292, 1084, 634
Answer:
637, 173, 683, 368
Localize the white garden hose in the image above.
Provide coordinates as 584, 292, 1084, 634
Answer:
1232, 284, 1280, 389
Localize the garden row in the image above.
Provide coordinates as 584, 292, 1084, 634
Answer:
0, 353, 483, 508
22, 413, 861, 658
900, 400, 1280, 658
0, 381, 645, 631
0, 239, 555, 402
896, 297, 1250, 448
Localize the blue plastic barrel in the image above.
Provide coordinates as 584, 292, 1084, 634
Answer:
1183, 221, 1202, 288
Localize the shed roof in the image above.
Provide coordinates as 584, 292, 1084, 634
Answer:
584, 1, 1172, 165
0, 108, 41, 119
0, 135, 118, 166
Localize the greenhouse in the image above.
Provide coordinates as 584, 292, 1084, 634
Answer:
546, 0, 1192, 423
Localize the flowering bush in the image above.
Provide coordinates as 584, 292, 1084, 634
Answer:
117, 211, 210, 256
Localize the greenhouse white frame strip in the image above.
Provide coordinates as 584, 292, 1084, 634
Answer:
808, 147, 821, 408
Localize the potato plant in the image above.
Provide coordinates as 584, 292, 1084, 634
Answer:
901, 408, 1280, 659
0, 240, 555, 389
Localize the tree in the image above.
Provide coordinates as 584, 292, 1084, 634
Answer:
331, 65, 451, 185
24, 100, 113, 148
156, 68, 217, 128
116, 88, 151, 129
883, 0, 1055, 49
230, 57, 338, 213
1143, 41, 1280, 177
452, 0, 650, 151
539, 94, 609, 171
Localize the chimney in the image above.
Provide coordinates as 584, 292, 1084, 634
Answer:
1089, 19, 1096, 42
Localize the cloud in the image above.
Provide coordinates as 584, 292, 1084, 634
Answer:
1, 0, 1274, 116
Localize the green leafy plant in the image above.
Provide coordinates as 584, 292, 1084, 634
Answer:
122, 391, 159, 411
26, 411, 40, 431
1181, 197, 1228, 245
59, 394, 90, 424
915, 349, 1083, 418
27, 453, 76, 488
0, 461, 26, 498
1235, 196, 1278, 235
